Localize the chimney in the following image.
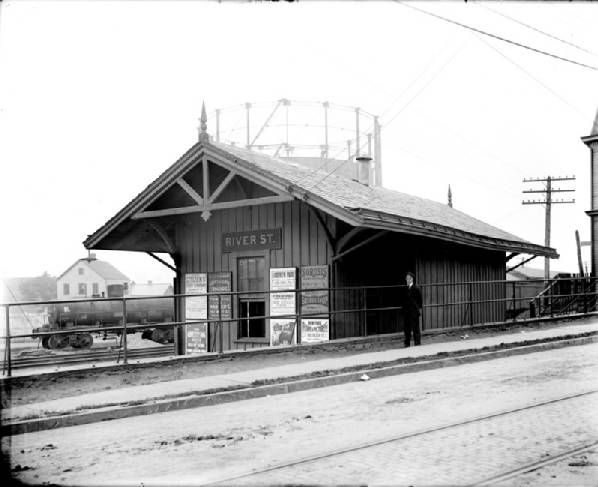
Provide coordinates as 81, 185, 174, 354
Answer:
356, 156, 372, 186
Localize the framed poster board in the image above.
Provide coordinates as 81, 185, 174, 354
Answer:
270, 319, 296, 346
208, 272, 232, 321
269, 267, 297, 346
301, 318, 330, 344
185, 273, 207, 354
300, 265, 330, 343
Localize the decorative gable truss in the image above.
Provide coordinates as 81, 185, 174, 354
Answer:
132, 153, 293, 221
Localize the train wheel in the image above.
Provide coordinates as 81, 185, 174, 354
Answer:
41, 336, 50, 349
70, 333, 93, 349
151, 329, 168, 344
48, 334, 69, 349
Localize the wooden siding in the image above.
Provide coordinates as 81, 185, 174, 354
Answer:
415, 241, 506, 330
175, 199, 335, 351
168, 195, 506, 351
333, 233, 506, 336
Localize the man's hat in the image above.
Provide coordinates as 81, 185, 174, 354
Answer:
406, 271, 416, 279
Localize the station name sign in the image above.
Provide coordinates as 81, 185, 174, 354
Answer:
222, 228, 282, 252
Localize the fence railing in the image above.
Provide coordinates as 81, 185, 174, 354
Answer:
1, 277, 596, 376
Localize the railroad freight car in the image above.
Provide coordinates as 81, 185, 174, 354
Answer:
32, 284, 175, 349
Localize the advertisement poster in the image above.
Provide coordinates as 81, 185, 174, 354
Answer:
300, 266, 329, 343
269, 267, 296, 316
270, 267, 297, 291
208, 272, 232, 321
301, 318, 330, 343
270, 268, 296, 346
270, 319, 297, 346
185, 273, 208, 353
300, 265, 330, 316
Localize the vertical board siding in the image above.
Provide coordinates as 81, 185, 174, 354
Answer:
416, 242, 505, 330
179, 200, 334, 352
176, 198, 508, 349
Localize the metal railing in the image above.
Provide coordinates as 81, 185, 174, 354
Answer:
1, 277, 596, 376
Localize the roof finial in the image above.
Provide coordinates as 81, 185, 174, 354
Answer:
199, 101, 209, 142
448, 184, 453, 208
591, 106, 598, 136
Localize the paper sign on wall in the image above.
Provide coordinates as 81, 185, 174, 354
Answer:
301, 318, 330, 344
185, 273, 208, 353
270, 267, 296, 346
300, 265, 330, 343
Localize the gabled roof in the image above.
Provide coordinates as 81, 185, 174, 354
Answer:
58, 258, 130, 282
84, 138, 557, 258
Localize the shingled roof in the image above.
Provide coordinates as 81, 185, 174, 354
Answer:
58, 257, 130, 282
84, 138, 557, 258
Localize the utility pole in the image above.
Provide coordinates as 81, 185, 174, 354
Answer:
575, 230, 585, 277
522, 175, 576, 281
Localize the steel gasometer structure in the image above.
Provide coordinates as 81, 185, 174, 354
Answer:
205, 99, 383, 186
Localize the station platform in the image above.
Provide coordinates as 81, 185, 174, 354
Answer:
2, 316, 598, 435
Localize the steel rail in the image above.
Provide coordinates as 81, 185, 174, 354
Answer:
9, 345, 174, 370
203, 389, 598, 486
470, 441, 598, 486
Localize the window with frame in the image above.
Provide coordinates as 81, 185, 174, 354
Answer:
78, 268, 84, 275
237, 257, 266, 338
63, 283, 70, 296
78, 283, 87, 296
92, 283, 99, 296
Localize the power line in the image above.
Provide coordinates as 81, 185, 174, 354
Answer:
475, 34, 587, 120
378, 38, 456, 120
382, 42, 464, 129
394, 1, 598, 72
477, 3, 598, 58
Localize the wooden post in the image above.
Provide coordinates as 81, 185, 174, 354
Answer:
218, 294, 223, 354
469, 283, 474, 326
122, 298, 128, 365
4, 305, 11, 377
576, 230, 585, 277
545, 176, 552, 282
296, 287, 302, 344
355, 107, 360, 158
362, 287, 368, 336
511, 282, 516, 321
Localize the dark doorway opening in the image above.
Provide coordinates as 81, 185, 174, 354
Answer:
237, 257, 266, 339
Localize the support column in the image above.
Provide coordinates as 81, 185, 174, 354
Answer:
581, 111, 598, 277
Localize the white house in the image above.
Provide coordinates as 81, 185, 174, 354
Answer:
56, 253, 130, 299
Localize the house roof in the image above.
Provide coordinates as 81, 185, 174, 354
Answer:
58, 258, 130, 282
130, 282, 173, 296
84, 138, 557, 258
507, 267, 561, 280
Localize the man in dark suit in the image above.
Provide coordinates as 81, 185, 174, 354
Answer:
404, 271, 423, 347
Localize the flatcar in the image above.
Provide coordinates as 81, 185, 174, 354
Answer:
32, 284, 175, 349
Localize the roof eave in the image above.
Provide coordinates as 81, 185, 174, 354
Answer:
581, 134, 598, 145
356, 210, 558, 259
84, 142, 204, 250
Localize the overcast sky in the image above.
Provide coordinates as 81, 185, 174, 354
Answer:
1, 0, 597, 289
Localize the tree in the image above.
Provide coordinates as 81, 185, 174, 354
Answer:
18, 272, 57, 302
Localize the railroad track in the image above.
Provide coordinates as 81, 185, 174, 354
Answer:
9, 345, 175, 369
205, 390, 598, 486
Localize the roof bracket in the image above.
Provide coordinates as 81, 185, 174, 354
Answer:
507, 255, 537, 273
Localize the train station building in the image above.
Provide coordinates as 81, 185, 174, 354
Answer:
84, 105, 556, 355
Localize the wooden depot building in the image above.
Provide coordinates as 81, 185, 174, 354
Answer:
84, 105, 557, 354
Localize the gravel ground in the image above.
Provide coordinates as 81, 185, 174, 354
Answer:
3, 340, 597, 486
2, 316, 595, 408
